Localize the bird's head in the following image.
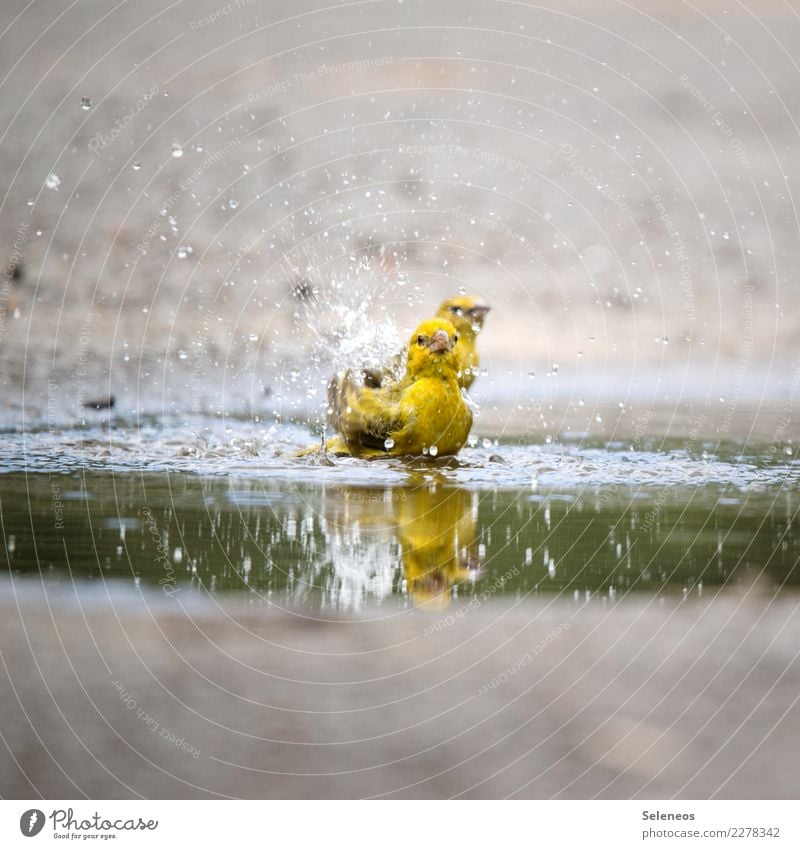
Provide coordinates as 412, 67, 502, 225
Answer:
436, 296, 491, 338
406, 317, 461, 376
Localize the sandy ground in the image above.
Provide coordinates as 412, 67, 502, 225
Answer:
1, 578, 798, 799
2, 0, 800, 426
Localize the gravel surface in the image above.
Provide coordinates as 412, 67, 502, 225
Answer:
1, 579, 798, 799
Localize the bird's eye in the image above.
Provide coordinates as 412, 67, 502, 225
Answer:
417, 335, 425, 345
453, 334, 459, 344
450, 306, 461, 315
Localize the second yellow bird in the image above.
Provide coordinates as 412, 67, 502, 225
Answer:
436, 295, 491, 390
361, 295, 490, 391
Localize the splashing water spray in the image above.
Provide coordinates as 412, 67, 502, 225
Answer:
272, 235, 408, 435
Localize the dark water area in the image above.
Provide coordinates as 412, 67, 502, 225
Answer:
3, 463, 798, 611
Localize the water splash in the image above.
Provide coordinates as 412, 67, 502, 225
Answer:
3, 417, 798, 493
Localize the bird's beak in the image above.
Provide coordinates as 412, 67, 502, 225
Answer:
469, 304, 491, 320
427, 329, 452, 353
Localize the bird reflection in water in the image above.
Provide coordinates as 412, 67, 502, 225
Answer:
324, 476, 479, 610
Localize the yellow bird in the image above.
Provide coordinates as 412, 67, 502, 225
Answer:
324, 317, 472, 458
361, 295, 491, 391
396, 479, 478, 610
435, 295, 491, 390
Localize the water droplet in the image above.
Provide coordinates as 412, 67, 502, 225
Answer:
397, 273, 408, 286
45, 173, 61, 190
228, 198, 238, 209
178, 350, 188, 360
177, 246, 192, 258
528, 371, 536, 379
132, 161, 142, 171
171, 143, 183, 158
80, 96, 92, 110
429, 445, 438, 457
248, 333, 258, 342
482, 438, 492, 449
383, 438, 395, 450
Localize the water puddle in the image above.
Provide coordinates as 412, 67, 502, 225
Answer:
1, 417, 798, 610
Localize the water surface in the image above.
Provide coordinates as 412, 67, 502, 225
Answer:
2, 416, 798, 611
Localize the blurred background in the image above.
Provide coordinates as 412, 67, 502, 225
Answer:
2, 0, 800, 429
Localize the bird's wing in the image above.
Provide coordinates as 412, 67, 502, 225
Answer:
326, 370, 347, 432
361, 350, 406, 389
336, 371, 409, 450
